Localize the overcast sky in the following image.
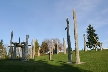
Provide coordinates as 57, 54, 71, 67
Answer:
0, 0, 108, 50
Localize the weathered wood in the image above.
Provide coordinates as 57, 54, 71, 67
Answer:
73, 10, 80, 64
57, 41, 59, 54
22, 46, 24, 59
49, 40, 54, 60
38, 47, 40, 56
13, 44, 17, 59
93, 36, 102, 51
83, 34, 87, 52
10, 39, 14, 59
63, 38, 66, 54
33, 39, 36, 59
49, 47, 52, 60
8, 46, 14, 47
65, 18, 72, 63
100, 42, 102, 50
17, 47, 21, 58
52, 40, 54, 55
8, 31, 31, 60
24, 35, 29, 60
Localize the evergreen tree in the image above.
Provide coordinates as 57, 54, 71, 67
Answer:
0, 40, 3, 59
35, 39, 40, 53
86, 24, 99, 49
0, 39, 3, 51
0, 40, 3, 46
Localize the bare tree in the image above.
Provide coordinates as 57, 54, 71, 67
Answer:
44, 38, 63, 51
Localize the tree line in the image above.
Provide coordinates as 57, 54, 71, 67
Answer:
35, 38, 63, 54
0, 24, 100, 56
35, 24, 99, 54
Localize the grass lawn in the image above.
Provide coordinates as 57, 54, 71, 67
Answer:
0, 50, 108, 72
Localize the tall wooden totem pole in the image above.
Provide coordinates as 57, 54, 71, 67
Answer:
65, 18, 72, 63
73, 10, 80, 64
63, 38, 66, 54
25, 35, 29, 60
10, 31, 13, 59
83, 34, 87, 52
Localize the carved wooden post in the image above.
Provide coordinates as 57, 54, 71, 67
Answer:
65, 18, 72, 63
100, 42, 102, 51
9, 42, 11, 58
10, 31, 13, 59
38, 47, 40, 56
17, 47, 21, 58
49, 47, 52, 60
24, 35, 29, 60
63, 38, 66, 54
13, 44, 17, 59
83, 34, 87, 52
57, 41, 59, 54
93, 36, 98, 51
22, 47, 24, 59
52, 40, 54, 55
73, 10, 80, 64
49, 40, 53, 60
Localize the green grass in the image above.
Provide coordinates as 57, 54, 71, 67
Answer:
0, 50, 108, 72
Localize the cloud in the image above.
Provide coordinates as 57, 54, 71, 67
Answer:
86, 17, 108, 29
55, 0, 101, 17
53, 0, 108, 49
54, 0, 108, 31
74, 0, 100, 12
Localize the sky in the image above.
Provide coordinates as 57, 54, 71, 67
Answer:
0, 0, 108, 51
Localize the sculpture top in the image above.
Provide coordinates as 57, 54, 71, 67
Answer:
66, 18, 69, 24
73, 10, 76, 20
26, 35, 29, 38
83, 34, 85, 37
11, 31, 13, 39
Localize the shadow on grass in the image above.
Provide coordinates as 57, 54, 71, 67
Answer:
0, 59, 92, 72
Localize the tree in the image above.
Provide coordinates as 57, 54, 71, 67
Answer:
58, 47, 62, 51
35, 39, 40, 54
40, 41, 49, 54
86, 24, 99, 49
44, 38, 63, 51
0, 40, 3, 53
0, 40, 6, 59
0, 39, 3, 46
